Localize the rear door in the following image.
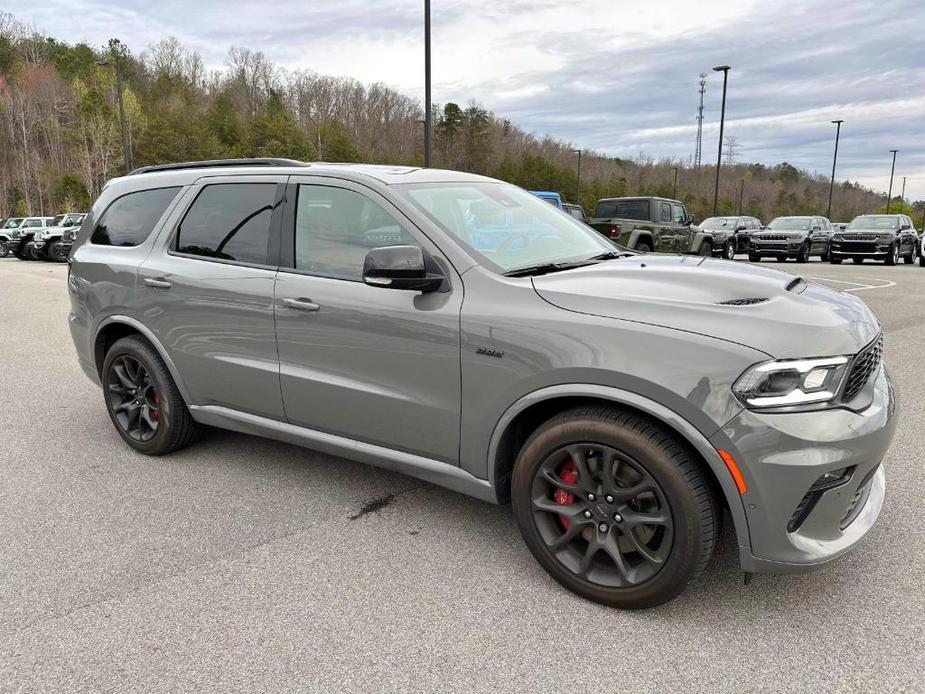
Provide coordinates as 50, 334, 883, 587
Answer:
273, 175, 462, 463
137, 175, 286, 420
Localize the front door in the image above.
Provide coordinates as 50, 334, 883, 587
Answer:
274, 177, 462, 463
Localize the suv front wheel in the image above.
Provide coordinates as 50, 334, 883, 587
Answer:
102, 336, 203, 455
511, 407, 718, 609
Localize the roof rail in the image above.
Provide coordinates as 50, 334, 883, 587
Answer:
128, 158, 309, 176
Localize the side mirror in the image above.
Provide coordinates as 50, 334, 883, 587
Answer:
686, 214, 694, 225
901, 223, 911, 230
363, 245, 444, 292
735, 224, 747, 232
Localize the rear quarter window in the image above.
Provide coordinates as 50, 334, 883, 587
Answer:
91, 187, 182, 247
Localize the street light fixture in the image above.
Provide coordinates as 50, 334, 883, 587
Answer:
712, 65, 730, 215
826, 120, 843, 219
571, 148, 582, 202
886, 149, 898, 213
97, 58, 131, 175
423, 0, 432, 168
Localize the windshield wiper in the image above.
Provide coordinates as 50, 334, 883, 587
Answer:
503, 258, 599, 277
588, 250, 633, 260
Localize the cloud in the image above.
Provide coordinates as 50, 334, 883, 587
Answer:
7, 0, 925, 199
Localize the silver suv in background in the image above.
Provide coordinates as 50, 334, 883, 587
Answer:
67, 159, 897, 609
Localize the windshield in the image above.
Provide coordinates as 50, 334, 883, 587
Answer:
63, 214, 84, 226
848, 215, 898, 230
51, 214, 67, 226
699, 217, 738, 230
3, 218, 22, 228
767, 217, 812, 231
396, 182, 616, 273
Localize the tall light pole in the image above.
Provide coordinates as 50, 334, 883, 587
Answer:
886, 149, 898, 213
571, 148, 582, 202
900, 176, 906, 212
423, 0, 432, 167
736, 178, 744, 215
672, 166, 679, 199
97, 58, 131, 175
712, 65, 730, 215
826, 120, 843, 219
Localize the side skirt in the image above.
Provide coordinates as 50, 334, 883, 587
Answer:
189, 405, 499, 504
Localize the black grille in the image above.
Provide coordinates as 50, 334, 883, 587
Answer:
841, 234, 878, 241
842, 334, 883, 402
755, 234, 788, 241
716, 297, 769, 306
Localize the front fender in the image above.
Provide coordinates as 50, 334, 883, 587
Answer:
486, 383, 752, 558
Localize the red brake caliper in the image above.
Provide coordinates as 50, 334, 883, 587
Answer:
555, 458, 578, 529
151, 391, 160, 420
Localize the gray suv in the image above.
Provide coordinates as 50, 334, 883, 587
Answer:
68, 159, 897, 609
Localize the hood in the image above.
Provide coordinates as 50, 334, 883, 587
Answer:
531, 255, 880, 359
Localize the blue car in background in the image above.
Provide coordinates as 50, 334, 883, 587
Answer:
531, 191, 564, 209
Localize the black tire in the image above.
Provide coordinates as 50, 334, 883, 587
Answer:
635, 241, 653, 253
903, 244, 915, 264
829, 256, 843, 264
796, 242, 810, 263
48, 241, 68, 262
0, 241, 8, 258
13, 246, 30, 260
776, 256, 787, 263
748, 253, 761, 262
511, 406, 718, 610
723, 239, 735, 260
885, 244, 898, 266
919, 253, 925, 267
698, 242, 712, 257
101, 336, 202, 455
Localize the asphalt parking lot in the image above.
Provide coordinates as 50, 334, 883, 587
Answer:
1, 256, 923, 693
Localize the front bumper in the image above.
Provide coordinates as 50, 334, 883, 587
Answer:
829, 238, 891, 258
711, 363, 897, 573
750, 238, 801, 256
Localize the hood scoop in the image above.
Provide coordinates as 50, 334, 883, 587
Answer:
716, 297, 770, 306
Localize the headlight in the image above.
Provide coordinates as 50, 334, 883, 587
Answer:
733, 356, 850, 409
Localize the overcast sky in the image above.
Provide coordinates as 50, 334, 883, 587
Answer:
11, 0, 925, 202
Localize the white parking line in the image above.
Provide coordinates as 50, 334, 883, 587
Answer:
806, 276, 897, 292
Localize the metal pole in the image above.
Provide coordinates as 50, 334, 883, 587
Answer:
736, 179, 744, 215
712, 65, 730, 215
886, 149, 898, 213
900, 176, 906, 212
423, 0, 432, 168
572, 149, 582, 201
672, 166, 679, 199
826, 120, 842, 219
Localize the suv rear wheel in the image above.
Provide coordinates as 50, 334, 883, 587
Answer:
102, 336, 202, 455
511, 407, 718, 609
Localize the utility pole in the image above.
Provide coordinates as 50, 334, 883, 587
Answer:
423, 0, 432, 167
826, 120, 843, 219
97, 58, 132, 175
571, 149, 582, 202
900, 176, 906, 212
886, 149, 898, 213
672, 166, 679, 199
736, 178, 744, 215
712, 65, 730, 215
694, 73, 706, 170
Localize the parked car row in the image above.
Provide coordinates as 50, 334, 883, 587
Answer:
527, 193, 922, 269
0, 213, 87, 261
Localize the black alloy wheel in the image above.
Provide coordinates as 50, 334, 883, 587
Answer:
903, 243, 916, 265
50, 241, 68, 262
796, 242, 810, 263
885, 243, 898, 266
723, 239, 736, 260
512, 407, 717, 609
107, 355, 161, 443
0, 241, 8, 258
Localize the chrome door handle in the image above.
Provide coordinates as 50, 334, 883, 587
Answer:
284, 297, 320, 312
144, 277, 172, 289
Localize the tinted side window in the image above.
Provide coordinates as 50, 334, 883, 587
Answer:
176, 183, 277, 264
91, 187, 181, 247
658, 202, 671, 224
294, 185, 417, 281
